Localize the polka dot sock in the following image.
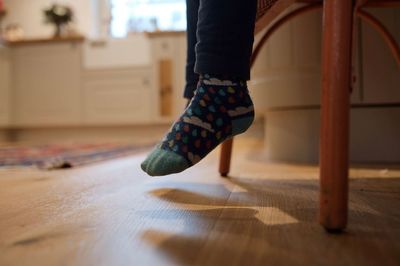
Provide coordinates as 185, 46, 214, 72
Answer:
141, 74, 255, 176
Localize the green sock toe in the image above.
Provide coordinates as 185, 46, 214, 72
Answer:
141, 148, 190, 176
231, 116, 254, 136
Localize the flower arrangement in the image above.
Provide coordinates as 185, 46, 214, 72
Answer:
0, 0, 4, 12
0, 0, 6, 20
44, 4, 73, 37
0, 0, 6, 40
0, 10, 6, 22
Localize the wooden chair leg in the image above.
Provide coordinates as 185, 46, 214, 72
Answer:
319, 0, 353, 232
219, 138, 234, 177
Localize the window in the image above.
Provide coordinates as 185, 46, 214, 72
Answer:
110, 0, 186, 38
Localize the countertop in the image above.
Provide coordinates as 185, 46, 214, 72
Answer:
3, 35, 85, 47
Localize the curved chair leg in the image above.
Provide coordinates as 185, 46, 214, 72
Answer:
219, 138, 233, 177
319, 0, 353, 232
357, 9, 400, 66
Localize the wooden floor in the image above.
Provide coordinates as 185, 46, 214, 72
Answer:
0, 138, 399, 266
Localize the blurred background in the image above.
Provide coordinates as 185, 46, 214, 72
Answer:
0, 0, 399, 164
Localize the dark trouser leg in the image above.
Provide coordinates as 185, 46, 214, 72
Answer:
195, 0, 257, 80
183, 0, 200, 99
142, 1, 257, 176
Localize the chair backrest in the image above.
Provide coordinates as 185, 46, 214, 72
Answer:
255, 0, 297, 34
256, 0, 280, 21
255, 0, 323, 34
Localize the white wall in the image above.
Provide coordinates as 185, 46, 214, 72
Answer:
3, 0, 93, 38
3, 0, 152, 67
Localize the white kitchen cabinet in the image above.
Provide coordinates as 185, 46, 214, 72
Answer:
148, 32, 187, 119
12, 42, 83, 126
251, 8, 400, 163
250, 9, 324, 110
82, 67, 154, 125
361, 8, 400, 103
0, 47, 11, 127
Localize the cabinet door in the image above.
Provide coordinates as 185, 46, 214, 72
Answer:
250, 10, 323, 109
362, 8, 400, 103
83, 67, 153, 124
13, 43, 82, 126
0, 49, 11, 126
150, 34, 187, 118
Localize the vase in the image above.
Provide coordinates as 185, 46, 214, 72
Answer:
53, 23, 64, 37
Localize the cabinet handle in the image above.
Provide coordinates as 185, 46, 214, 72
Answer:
161, 42, 169, 50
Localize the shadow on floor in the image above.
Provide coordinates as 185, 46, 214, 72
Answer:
141, 176, 400, 266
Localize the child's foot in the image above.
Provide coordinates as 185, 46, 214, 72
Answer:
141, 74, 254, 176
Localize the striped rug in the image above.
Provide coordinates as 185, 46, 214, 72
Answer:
0, 143, 152, 169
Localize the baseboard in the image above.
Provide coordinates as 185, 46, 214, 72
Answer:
4, 125, 170, 144
1, 118, 266, 144
263, 107, 400, 164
